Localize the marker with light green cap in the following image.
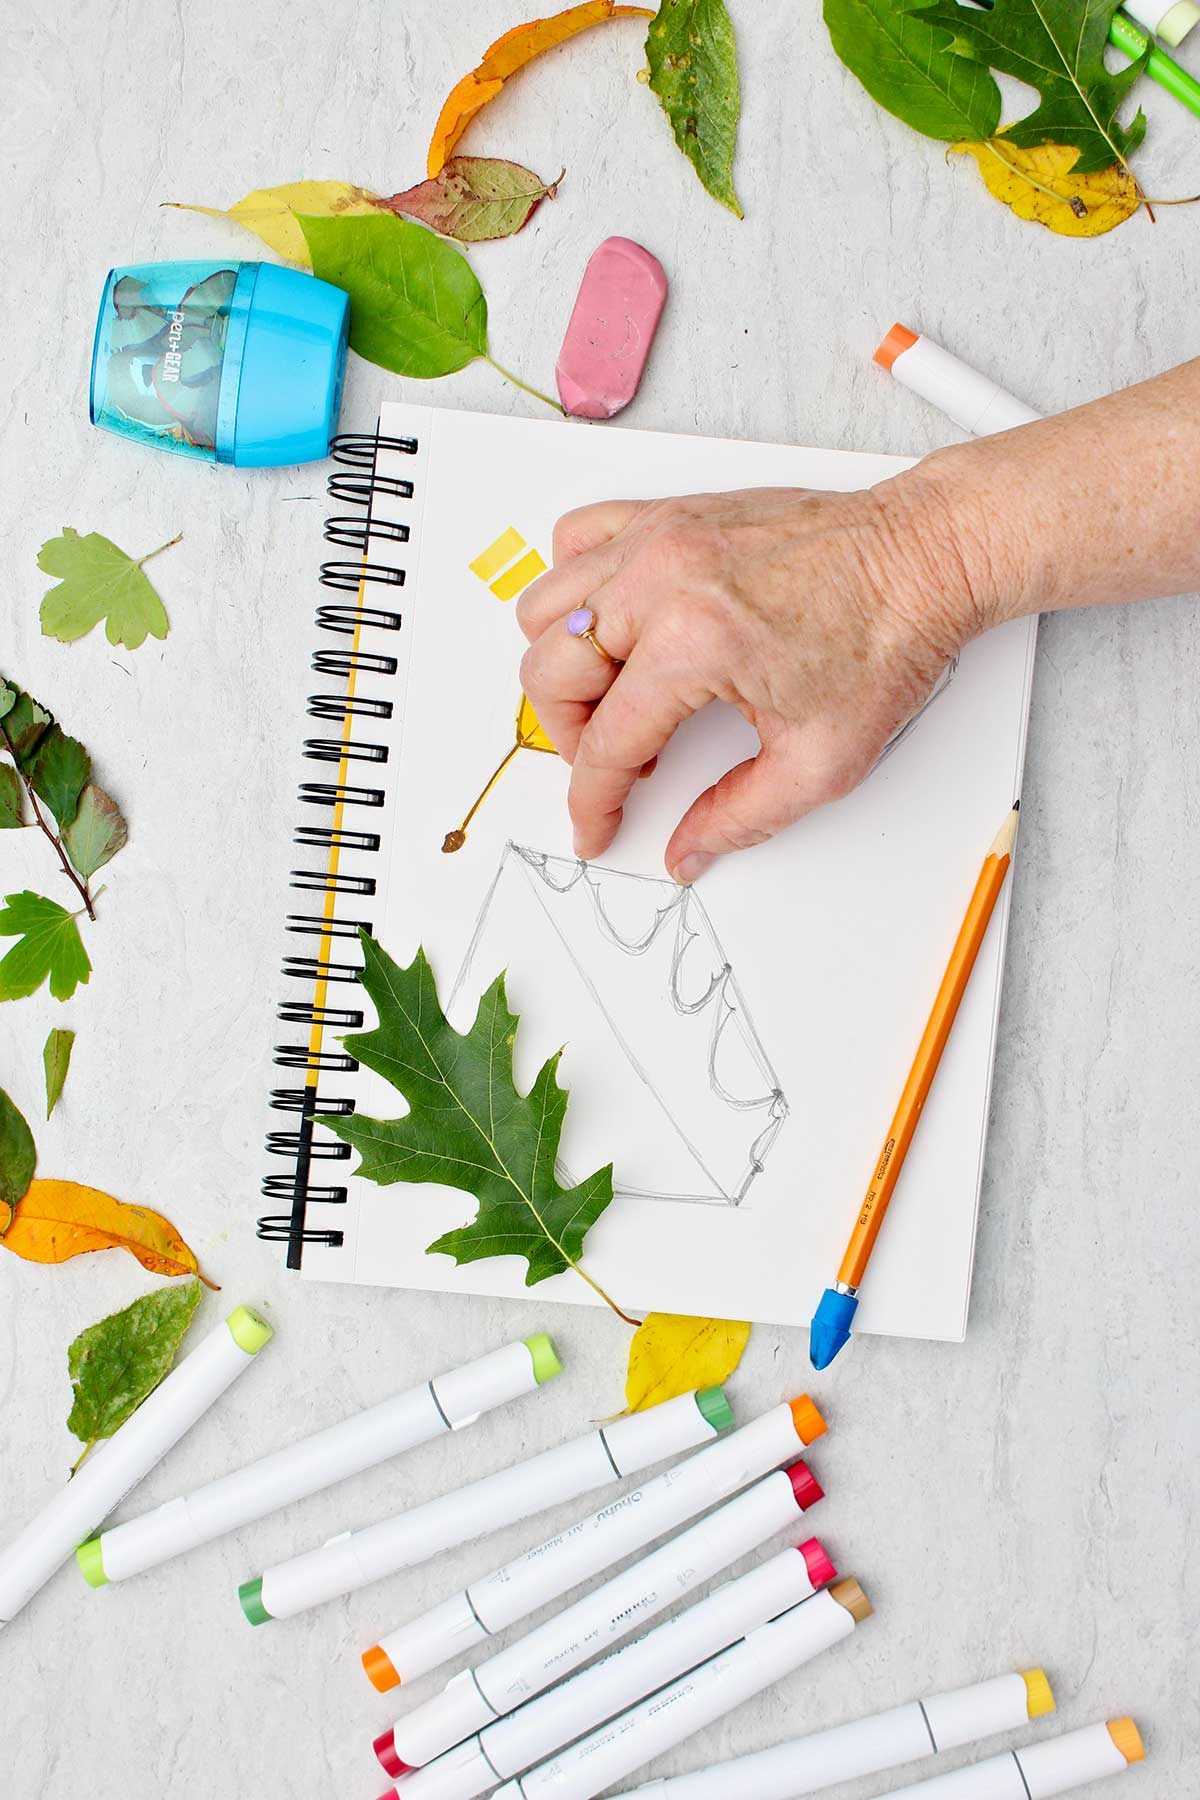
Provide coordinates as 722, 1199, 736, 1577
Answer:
241, 1387, 730, 1627
0, 1304, 272, 1627
77, 1334, 560, 1589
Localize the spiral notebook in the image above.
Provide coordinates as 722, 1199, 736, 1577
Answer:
261, 401, 1037, 1341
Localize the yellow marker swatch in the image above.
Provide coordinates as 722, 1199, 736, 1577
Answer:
491, 548, 548, 602
469, 527, 526, 582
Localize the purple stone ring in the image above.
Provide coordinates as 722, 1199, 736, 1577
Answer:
565, 606, 622, 665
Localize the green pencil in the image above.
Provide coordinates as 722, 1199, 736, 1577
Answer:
1110, 11, 1200, 121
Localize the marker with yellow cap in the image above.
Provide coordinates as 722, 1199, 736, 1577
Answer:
0, 1305, 272, 1626
866, 1717, 1144, 1798
76, 1334, 560, 1588
240, 1386, 730, 1625
611, 1669, 1055, 1799
363, 1393, 825, 1694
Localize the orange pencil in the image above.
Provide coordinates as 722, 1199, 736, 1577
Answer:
809, 802, 1021, 1369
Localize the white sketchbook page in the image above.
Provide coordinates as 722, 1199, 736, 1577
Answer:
302, 404, 1036, 1341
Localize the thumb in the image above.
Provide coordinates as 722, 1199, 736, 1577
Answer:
665, 745, 818, 884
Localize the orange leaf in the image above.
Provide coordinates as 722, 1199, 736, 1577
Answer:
1, 1178, 216, 1286
428, 2, 654, 176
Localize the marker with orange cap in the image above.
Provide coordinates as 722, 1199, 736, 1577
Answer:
875, 326, 1041, 438
363, 1392, 826, 1694
374, 1455, 827, 1777
239, 1387, 728, 1625
377, 1541, 836, 1798
611, 1668, 1055, 1799
810, 804, 1021, 1369
867, 1717, 1144, 1799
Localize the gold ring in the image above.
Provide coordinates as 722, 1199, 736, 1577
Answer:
566, 606, 622, 665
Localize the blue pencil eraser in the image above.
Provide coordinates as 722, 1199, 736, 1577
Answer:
809, 1289, 858, 1371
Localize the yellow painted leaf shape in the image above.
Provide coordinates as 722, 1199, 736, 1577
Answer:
951, 141, 1139, 238
1, 1178, 216, 1286
164, 182, 383, 266
624, 1312, 751, 1414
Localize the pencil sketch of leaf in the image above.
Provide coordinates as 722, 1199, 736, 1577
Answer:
322, 932, 634, 1320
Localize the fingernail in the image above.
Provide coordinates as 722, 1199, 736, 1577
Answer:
673, 853, 713, 886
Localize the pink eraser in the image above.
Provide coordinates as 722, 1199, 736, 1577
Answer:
556, 237, 667, 419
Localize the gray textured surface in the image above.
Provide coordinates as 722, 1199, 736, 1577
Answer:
1, 3, 1197, 1796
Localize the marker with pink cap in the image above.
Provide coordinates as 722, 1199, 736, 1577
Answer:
363, 1393, 826, 1694
376, 1540, 837, 1799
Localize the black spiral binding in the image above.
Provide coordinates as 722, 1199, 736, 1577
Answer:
258, 428, 419, 1267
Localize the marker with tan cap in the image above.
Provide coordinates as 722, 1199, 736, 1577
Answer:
363, 1393, 826, 1693
875, 326, 1041, 438
612, 1669, 1055, 1799
77, 1334, 561, 1587
460, 1581, 872, 1800
867, 1717, 1144, 1798
0, 1305, 273, 1626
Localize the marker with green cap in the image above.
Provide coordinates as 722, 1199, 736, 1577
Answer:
364, 1390, 825, 1695
76, 1334, 560, 1589
240, 1387, 731, 1627
0, 1305, 272, 1627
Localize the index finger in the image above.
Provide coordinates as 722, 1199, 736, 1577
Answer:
567, 647, 705, 860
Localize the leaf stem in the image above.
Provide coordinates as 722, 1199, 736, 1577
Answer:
483, 355, 565, 416
572, 1261, 640, 1327
70, 1439, 96, 1478
138, 532, 183, 567
0, 725, 96, 921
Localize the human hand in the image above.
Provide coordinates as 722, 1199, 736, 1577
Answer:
516, 477, 984, 882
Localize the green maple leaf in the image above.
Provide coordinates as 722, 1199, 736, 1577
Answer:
919, 0, 1147, 174
324, 933, 619, 1301
0, 890, 92, 1003
647, 0, 743, 218
38, 527, 179, 651
67, 1280, 202, 1467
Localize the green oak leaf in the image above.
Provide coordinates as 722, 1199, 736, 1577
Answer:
919, 0, 1146, 174
383, 157, 563, 243
0, 1088, 36, 1233
67, 1280, 202, 1465
647, 0, 743, 218
323, 934, 615, 1291
43, 1028, 76, 1119
25, 726, 90, 830
62, 783, 128, 880
0, 891, 92, 1003
298, 211, 489, 378
38, 527, 178, 651
0, 764, 22, 829
823, 0, 1001, 142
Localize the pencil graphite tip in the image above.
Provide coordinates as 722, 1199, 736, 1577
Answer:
809, 1288, 857, 1370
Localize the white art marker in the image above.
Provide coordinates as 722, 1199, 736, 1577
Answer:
241, 1386, 729, 1624
0, 1305, 272, 1627
612, 1668, 1056, 1799
364, 1393, 826, 1693
77, 1334, 561, 1587
378, 1540, 836, 1796
1122, 0, 1199, 46
874, 325, 1041, 437
866, 1717, 1145, 1799
468, 1580, 871, 1800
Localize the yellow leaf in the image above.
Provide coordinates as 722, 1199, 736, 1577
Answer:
164, 182, 383, 266
951, 140, 1139, 238
1, 1178, 216, 1286
623, 1312, 751, 1414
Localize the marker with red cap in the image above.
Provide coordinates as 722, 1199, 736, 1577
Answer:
874, 326, 1041, 438
363, 1393, 826, 1694
375, 1457, 825, 1778
377, 1540, 836, 1798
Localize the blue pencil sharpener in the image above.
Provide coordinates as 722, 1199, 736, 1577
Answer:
89, 260, 349, 467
